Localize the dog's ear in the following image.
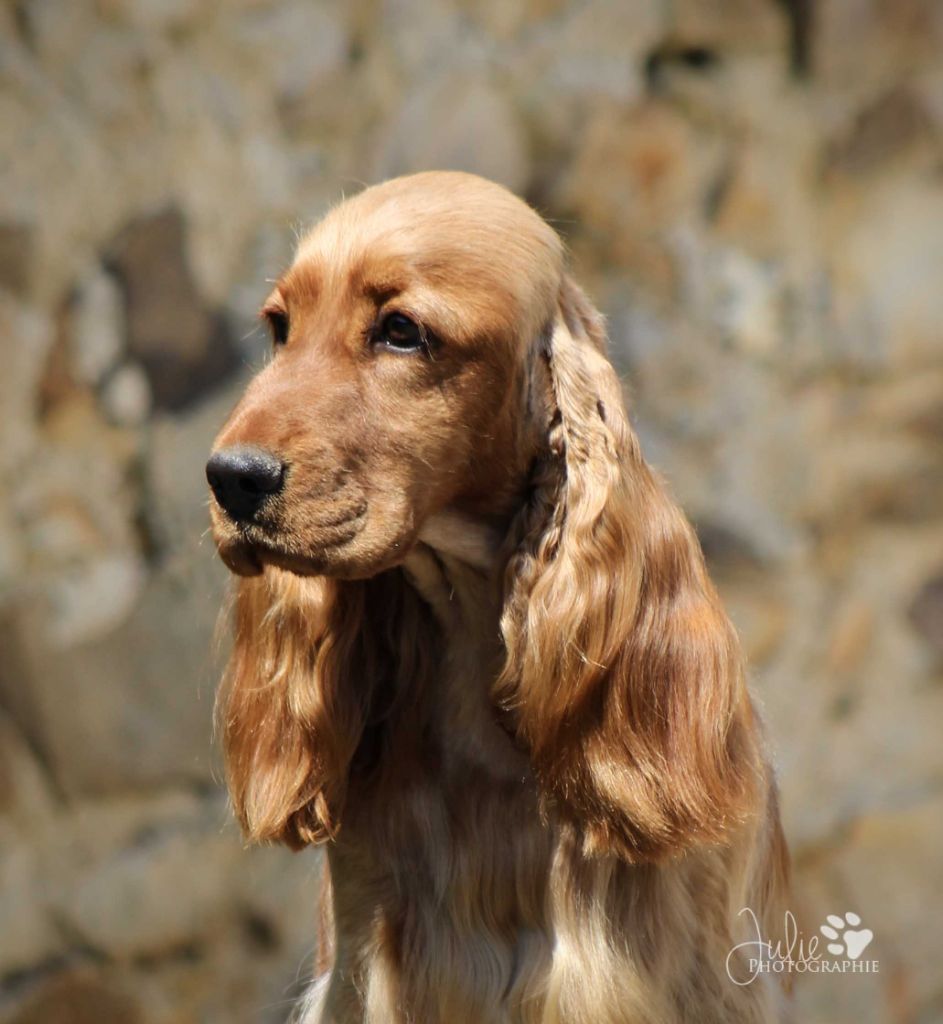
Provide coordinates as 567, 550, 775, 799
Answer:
498, 277, 763, 862
218, 572, 370, 848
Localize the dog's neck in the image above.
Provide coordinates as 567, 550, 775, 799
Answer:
416, 509, 506, 573
395, 509, 522, 776
406, 509, 506, 627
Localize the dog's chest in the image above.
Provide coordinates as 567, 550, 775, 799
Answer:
328, 555, 560, 1020
332, 745, 555, 1022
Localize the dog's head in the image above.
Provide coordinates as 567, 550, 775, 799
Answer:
208, 171, 561, 580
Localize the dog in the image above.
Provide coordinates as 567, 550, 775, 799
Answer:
207, 171, 790, 1023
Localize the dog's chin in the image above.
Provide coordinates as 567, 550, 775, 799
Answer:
216, 539, 335, 579
215, 536, 410, 582
211, 498, 421, 581
217, 540, 265, 577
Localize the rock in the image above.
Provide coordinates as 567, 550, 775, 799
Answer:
8, 389, 144, 647
0, 382, 241, 795
555, 103, 720, 295
231, 844, 324, 962
459, 0, 570, 42
101, 362, 153, 426
827, 178, 943, 369
0, 710, 56, 825
527, 2, 663, 105
54, 820, 239, 959
721, 581, 789, 668
908, 571, 943, 656
42, 553, 147, 648
68, 267, 125, 387
33, 791, 319, 1001
0, 298, 55, 473
564, 103, 703, 227
0, 712, 61, 978
834, 797, 943, 1014
694, 523, 791, 669
2, 970, 142, 1024
695, 518, 765, 576
374, 78, 532, 196
767, 525, 943, 848
797, 392, 943, 527
0, 540, 223, 796
224, 224, 297, 363
373, 0, 479, 78
12, 0, 91, 66
102, 0, 202, 33
233, 1, 348, 103
0, 222, 35, 296
826, 86, 935, 176
0, 831, 64, 978
788, 854, 887, 1024
816, 0, 942, 94
709, 140, 818, 266
707, 246, 783, 356
860, 368, 943, 442
0, 491, 24, 602
106, 208, 238, 410
663, 0, 786, 54
824, 598, 875, 677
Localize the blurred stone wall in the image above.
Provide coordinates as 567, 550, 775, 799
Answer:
1, 1, 941, 1022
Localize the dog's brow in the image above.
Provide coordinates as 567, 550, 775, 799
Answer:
363, 279, 407, 305
279, 264, 321, 305
349, 256, 411, 304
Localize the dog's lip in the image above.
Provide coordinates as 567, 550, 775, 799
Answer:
218, 539, 265, 577
212, 501, 375, 579
215, 534, 321, 575
252, 544, 328, 577
216, 529, 353, 579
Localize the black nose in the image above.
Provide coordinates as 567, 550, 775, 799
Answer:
206, 445, 285, 522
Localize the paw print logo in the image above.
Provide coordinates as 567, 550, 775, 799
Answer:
820, 912, 873, 959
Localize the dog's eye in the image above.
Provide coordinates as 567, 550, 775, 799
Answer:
263, 309, 289, 346
377, 312, 426, 353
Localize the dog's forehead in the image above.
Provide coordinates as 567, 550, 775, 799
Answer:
286, 173, 563, 320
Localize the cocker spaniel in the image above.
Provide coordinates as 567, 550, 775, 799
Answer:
207, 171, 790, 1024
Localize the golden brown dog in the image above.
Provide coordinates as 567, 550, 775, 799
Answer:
207, 171, 790, 1023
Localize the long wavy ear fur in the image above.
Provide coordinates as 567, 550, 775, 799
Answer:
219, 572, 370, 848
221, 568, 440, 848
498, 277, 763, 862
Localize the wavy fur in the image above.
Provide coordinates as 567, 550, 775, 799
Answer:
497, 278, 762, 862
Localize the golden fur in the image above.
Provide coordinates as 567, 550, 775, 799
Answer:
208, 172, 790, 1023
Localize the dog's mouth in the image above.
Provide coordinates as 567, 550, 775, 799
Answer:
212, 505, 375, 579
218, 539, 327, 578
210, 483, 427, 581
216, 531, 362, 578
